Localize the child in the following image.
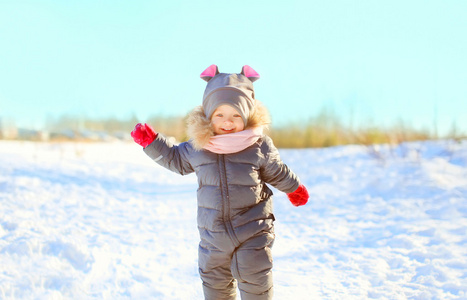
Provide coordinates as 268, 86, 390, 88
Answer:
131, 65, 309, 300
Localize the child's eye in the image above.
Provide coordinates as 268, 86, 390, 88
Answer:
215, 114, 223, 117
234, 114, 241, 118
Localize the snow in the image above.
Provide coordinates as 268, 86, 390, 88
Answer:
1, 139, 466, 299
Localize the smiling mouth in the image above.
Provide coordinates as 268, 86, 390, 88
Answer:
221, 128, 235, 132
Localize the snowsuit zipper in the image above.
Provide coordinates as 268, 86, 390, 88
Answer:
218, 154, 240, 247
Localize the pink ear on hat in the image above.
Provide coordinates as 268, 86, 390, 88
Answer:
241, 65, 260, 82
200, 64, 219, 82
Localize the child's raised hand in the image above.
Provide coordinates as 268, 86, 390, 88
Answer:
287, 184, 309, 207
131, 123, 158, 148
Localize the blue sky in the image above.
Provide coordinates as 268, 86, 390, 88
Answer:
1, 0, 466, 135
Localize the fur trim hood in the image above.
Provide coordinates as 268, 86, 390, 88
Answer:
186, 100, 271, 151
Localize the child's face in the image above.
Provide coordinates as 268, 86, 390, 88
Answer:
211, 104, 245, 135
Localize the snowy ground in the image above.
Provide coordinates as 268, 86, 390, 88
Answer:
1, 139, 466, 299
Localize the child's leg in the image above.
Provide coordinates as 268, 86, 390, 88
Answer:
199, 241, 237, 300
231, 232, 275, 300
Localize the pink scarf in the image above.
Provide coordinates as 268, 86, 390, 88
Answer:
203, 127, 263, 154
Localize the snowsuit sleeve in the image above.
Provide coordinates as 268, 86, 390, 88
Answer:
260, 135, 300, 193
143, 134, 194, 176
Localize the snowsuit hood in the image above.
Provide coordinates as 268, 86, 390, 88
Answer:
186, 100, 271, 151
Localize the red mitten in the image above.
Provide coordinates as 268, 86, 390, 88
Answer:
131, 123, 158, 148
287, 184, 309, 207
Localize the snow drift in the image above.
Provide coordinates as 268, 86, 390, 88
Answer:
1, 140, 466, 299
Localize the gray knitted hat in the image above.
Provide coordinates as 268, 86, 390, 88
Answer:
200, 65, 260, 126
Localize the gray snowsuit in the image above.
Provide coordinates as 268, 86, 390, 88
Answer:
143, 132, 300, 300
